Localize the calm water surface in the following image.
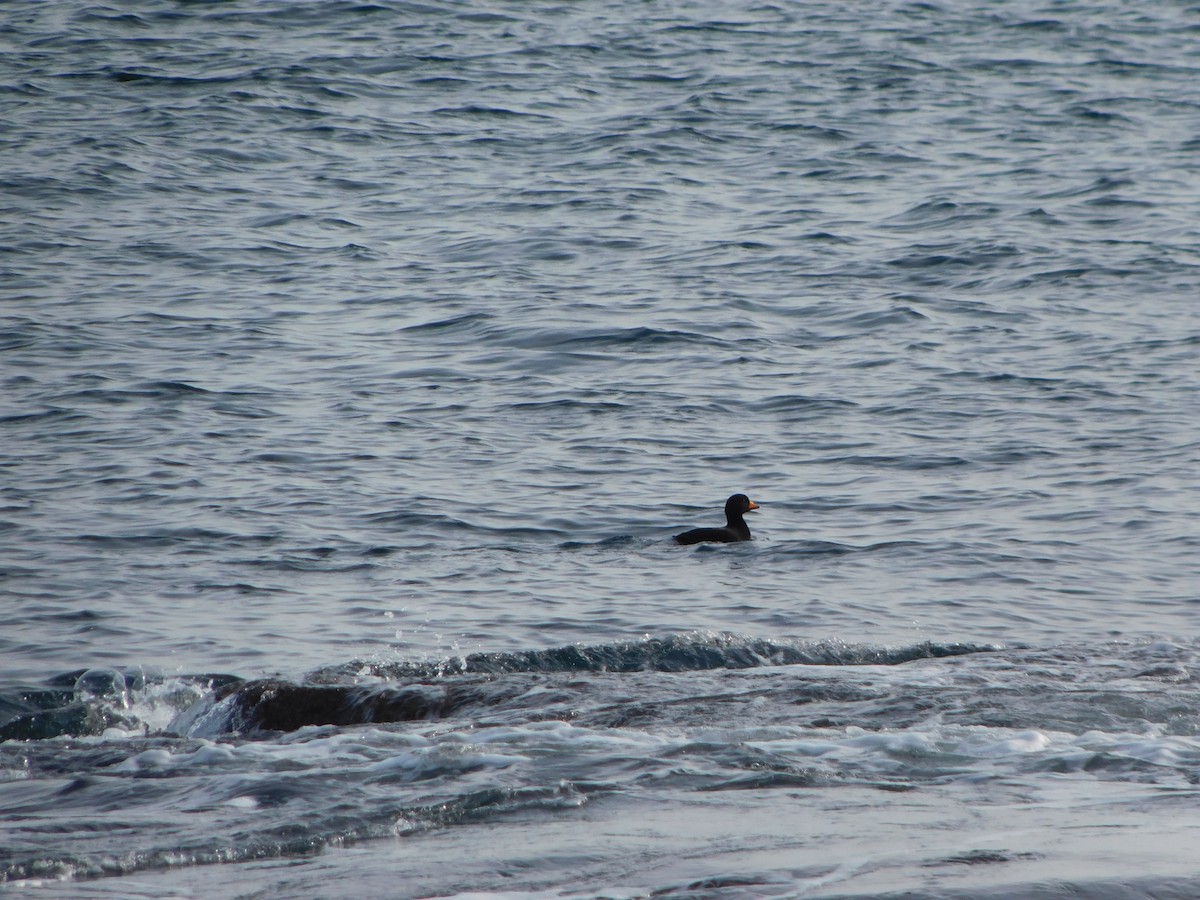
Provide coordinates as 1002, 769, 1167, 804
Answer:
2, 1, 1199, 896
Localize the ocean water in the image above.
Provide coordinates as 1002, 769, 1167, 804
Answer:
2, 0, 1199, 896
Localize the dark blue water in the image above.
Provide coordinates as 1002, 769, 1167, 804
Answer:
3, 2, 1200, 896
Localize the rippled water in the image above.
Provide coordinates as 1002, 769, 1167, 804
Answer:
3, 1, 1199, 896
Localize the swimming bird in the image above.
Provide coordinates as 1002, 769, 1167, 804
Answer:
675, 494, 760, 545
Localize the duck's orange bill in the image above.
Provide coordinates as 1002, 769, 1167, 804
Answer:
748, 500, 760, 510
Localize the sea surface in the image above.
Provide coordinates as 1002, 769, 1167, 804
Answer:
3, 1, 1200, 897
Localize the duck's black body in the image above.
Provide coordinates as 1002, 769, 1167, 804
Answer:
675, 494, 759, 545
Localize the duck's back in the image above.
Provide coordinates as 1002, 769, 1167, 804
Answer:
675, 526, 741, 545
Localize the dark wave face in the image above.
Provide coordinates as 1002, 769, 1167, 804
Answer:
0, 633, 997, 741
3, 0, 1199, 896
